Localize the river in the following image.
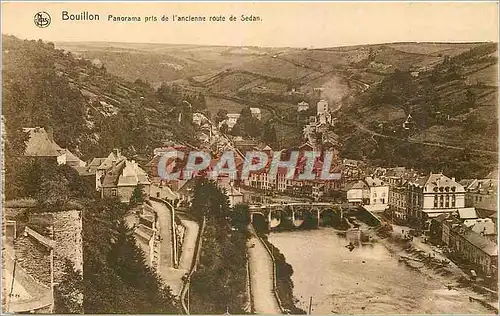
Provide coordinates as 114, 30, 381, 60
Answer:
268, 228, 493, 314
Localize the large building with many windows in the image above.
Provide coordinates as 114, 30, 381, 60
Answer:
408, 173, 468, 222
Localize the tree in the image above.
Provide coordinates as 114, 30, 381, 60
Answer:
83, 199, 179, 313
220, 122, 229, 135
35, 164, 71, 211
262, 120, 277, 147
230, 107, 262, 138
188, 183, 250, 314
190, 178, 230, 220
54, 259, 83, 314
129, 184, 145, 206
215, 109, 228, 125
231, 204, 250, 229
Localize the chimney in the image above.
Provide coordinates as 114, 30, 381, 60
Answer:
113, 148, 121, 159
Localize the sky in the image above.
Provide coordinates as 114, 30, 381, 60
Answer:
1, 1, 499, 48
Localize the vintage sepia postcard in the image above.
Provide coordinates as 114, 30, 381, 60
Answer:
1, 1, 499, 314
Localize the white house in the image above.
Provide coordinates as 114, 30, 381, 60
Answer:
347, 177, 389, 211
220, 183, 244, 207
297, 101, 309, 112
225, 113, 241, 130
317, 99, 329, 115
250, 108, 262, 120
365, 176, 389, 208
408, 172, 467, 220
57, 149, 86, 168
316, 100, 332, 124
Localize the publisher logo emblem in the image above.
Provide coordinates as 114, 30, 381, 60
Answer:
34, 12, 51, 28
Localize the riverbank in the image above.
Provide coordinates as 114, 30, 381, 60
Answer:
377, 231, 499, 313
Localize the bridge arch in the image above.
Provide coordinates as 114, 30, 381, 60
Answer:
251, 212, 268, 233
250, 211, 266, 223
269, 208, 283, 229
293, 206, 317, 228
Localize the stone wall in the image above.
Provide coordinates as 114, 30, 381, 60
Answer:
51, 211, 84, 276
28, 210, 83, 280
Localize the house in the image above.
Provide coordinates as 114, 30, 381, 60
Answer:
297, 101, 309, 112
233, 138, 260, 153
100, 159, 151, 203
378, 167, 411, 187
250, 108, 262, 120
365, 177, 389, 211
23, 127, 86, 170
316, 100, 328, 115
464, 218, 497, 242
176, 178, 197, 206
346, 181, 369, 204
23, 127, 64, 159
388, 182, 408, 222
88, 149, 126, 191
461, 178, 497, 213
316, 100, 332, 124
57, 149, 86, 168
225, 113, 241, 130
340, 159, 366, 182
407, 173, 467, 222
403, 114, 413, 130
220, 182, 244, 207
443, 220, 498, 276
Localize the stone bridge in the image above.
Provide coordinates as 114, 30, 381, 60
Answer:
249, 202, 350, 229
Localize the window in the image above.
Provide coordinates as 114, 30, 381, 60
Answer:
445, 195, 449, 208
373, 192, 377, 198
479, 196, 483, 202
452, 195, 456, 207
373, 199, 376, 204
434, 195, 438, 207
111, 189, 117, 197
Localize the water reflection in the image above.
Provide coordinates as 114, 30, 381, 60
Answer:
268, 228, 492, 314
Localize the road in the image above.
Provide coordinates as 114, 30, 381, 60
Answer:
150, 200, 174, 270
150, 200, 202, 297
178, 218, 200, 271
345, 116, 497, 155
247, 225, 281, 314
150, 200, 185, 296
